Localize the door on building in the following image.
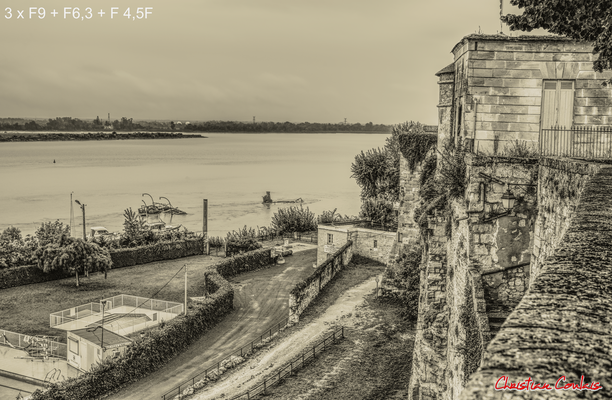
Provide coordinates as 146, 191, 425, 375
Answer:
541, 80, 575, 156
541, 80, 574, 129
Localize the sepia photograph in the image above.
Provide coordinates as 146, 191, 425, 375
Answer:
1, 1, 611, 399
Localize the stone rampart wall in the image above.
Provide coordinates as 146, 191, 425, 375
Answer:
460, 164, 612, 399
466, 155, 538, 313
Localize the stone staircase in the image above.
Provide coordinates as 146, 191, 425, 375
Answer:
487, 311, 511, 339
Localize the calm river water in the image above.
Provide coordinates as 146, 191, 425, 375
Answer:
0, 133, 389, 238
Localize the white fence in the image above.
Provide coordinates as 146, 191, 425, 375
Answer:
49, 294, 183, 335
0, 329, 66, 359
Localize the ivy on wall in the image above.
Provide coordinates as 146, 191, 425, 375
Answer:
398, 131, 437, 173
459, 282, 482, 385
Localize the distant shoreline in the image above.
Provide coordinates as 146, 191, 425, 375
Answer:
0, 131, 391, 142
0, 131, 207, 142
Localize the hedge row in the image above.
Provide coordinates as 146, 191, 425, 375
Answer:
0, 238, 205, 290
110, 238, 204, 268
0, 264, 67, 290
29, 248, 276, 400
215, 248, 273, 279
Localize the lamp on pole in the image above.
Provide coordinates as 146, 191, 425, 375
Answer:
100, 300, 107, 353
74, 199, 86, 240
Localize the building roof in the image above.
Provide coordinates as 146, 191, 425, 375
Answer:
451, 33, 579, 55
435, 63, 455, 76
70, 327, 132, 349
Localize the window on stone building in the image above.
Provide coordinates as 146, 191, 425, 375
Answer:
327, 233, 333, 244
541, 80, 574, 129
373, 239, 378, 248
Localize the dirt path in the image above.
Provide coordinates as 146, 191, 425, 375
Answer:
106, 245, 317, 400
191, 277, 379, 400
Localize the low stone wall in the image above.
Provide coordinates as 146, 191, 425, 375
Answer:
0, 238, 205, 290
460, 166, 612, 399
289, 240, 353, 323
530, 158, 601, 282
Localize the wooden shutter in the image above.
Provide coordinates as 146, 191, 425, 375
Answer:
557, 81, 574, 128
541, 81, 558, 128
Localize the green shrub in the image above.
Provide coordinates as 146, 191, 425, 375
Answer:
226, 238, 263, 257
34, 234, 112, 286
396, 122, 438, 173
393, 249, 422, 322
318, 209, 355, 224
500, 139, 539, 158
1, 226, 22, 242
270, 205, 317, 234
359, 197, 397, 226
351, 147, 398, 200
110, 238, 204, 268
208, 236, 224, 248
35, 220, 70, 247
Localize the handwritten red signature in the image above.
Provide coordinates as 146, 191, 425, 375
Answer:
495, 376, 602, 391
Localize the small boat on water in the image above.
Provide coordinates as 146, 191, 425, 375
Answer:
262, 191, 303, 204
139, 194, 187, 216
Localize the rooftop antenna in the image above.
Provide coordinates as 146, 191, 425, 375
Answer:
500, 0, 504, 34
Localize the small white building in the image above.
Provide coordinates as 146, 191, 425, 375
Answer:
67, 328, 131, 372
50, 294, 183, 372
317, 222, 397, 266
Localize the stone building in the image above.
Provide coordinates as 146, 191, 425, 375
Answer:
437, 34, 612, 154
317, 223, 396, 266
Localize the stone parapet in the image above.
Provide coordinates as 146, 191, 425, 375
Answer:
460, 166, 612, 399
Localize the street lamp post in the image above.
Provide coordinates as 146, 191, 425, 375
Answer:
74, 200, 86, 240
100, 300, 107, 353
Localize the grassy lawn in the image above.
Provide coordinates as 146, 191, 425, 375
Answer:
0, 254, 223, 341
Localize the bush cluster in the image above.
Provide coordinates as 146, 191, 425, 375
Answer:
270, 205, 317, 234
110, 238, 204, 269
387, 248, 422, 322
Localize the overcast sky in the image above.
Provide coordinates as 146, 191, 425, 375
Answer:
0, 0, 536, 124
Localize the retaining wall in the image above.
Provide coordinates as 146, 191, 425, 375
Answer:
289, 240, 353, 323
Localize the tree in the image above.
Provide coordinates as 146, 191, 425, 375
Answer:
1, 226, 22, 242
351, 121, 427, 203
121, 207, 154, 247
35, 220, 70, 247
35, 233, 112, 287
502, 1, 612, 80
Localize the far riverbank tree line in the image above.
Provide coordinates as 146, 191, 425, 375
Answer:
1, 117, 392, 133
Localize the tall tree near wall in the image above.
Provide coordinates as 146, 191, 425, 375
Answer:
35, 234, 112, 287
502, 1, 612, 82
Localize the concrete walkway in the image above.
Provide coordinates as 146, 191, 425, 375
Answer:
0, 375, 42, 400
106, 245, 317, 400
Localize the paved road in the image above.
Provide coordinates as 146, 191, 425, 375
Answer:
107, 246, 317, 400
